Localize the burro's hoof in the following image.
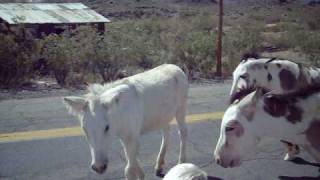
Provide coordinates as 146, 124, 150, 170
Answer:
284, 145, 300, 161
284, 153, 295, 161
156, 169, 164, 178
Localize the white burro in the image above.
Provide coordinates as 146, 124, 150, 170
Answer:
63, 64, 189, 180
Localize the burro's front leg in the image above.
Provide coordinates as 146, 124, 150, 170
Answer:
121, 138, 145, 180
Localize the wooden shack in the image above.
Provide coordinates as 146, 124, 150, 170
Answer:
0, 3, 110, 37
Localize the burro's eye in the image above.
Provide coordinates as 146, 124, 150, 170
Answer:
226, 126, 235, 132
239, 74, 248, 79
105, 125, 110, 132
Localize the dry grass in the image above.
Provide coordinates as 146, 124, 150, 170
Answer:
1, 0, 320, 88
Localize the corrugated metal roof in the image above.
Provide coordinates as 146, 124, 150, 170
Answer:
0, 3, 110, 24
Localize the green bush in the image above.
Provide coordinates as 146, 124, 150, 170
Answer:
222, 25, 262, 73
40, 33, 77, 86
0, 31, 38, 88
91, 26, 130, 82
40, 26, 116, 86
7, 10, 309, 88
169, 31, 216, 79
299, 32, 320, 66
97, 15, 218, 79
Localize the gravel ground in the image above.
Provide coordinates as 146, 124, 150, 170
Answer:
0, 78, 231, 101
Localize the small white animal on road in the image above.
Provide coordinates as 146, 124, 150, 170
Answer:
63, 64, 189, 180
163, 163, 208, 180
214, 85, 320, 168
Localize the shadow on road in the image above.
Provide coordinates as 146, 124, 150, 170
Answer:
207, 176, 223, 180
289, 157, 320, 168
278, 176, 320, 180
278, 157, 320, 180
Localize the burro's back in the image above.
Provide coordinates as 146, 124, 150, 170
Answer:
127, 64, 189, 132
129, 64, 188, 93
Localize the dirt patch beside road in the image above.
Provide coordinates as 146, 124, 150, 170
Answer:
0, 79, 231, 101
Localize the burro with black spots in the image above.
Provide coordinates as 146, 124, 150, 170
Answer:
229, 57, 320, 161
214, 85, 320, 168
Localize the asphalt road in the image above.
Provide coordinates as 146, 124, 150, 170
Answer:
0, 81, 319, 180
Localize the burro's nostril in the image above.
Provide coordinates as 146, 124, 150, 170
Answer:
101, 164, 107, 172
92, 164, 107, 174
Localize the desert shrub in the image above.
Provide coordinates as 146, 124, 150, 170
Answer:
40, 33, 76, 86
106, 15, 219, 79
139, 15, 218, 78
248, 11, 266, 22
190, 13, 217, 32
299, 32, 320, 66
272, 27, 320, 65
0, 30, 39, 88
169, 30, 216, 79
286, 29, 307, 49
40, 21, 168, 86
91, 25, 131, 82
299, 32, 320, 53
277, 27, 319, 50
40, 26, 116, 85
266, 22, 301, 33
67, 26, 124, 83
107, 20, 159, 67
305, 16, 320, 31
222, 25, 262, 72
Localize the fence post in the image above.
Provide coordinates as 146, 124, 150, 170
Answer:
215, 0, 223, 79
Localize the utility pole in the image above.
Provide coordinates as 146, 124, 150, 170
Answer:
215, 0, 223, 78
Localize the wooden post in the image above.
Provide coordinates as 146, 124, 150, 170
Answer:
215, 0, 223, 78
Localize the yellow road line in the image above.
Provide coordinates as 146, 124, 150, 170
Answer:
0, 111, 224, 143
184, 111, 224, 123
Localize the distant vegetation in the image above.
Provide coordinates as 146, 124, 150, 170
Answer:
0, 0, 319, 88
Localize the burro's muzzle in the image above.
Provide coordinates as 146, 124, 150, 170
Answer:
91, 159, 108, 174
214, 151, 241, 168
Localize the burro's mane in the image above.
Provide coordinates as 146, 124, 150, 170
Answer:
86, 78, 129, 97
229, 86, 257, 104
231, 84, 320, 105
267, 84, 320, 100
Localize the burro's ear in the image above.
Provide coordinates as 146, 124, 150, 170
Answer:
63, 96, 88, 115
100, 91, 122, 110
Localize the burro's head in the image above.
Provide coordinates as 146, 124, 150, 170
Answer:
214, 89, 264, 168
230, 59, 266, 100
63, 85, 124, 174
230, 58, 301, 102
